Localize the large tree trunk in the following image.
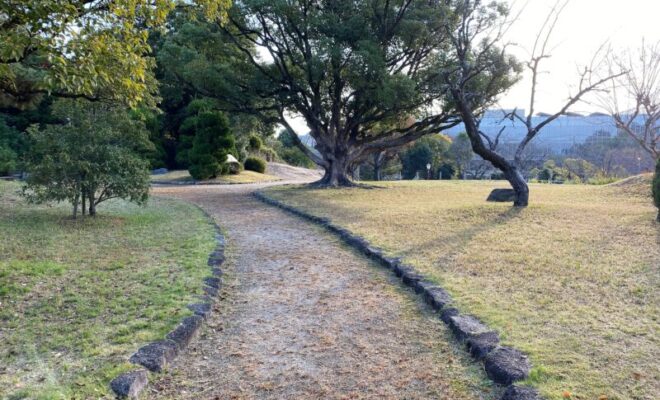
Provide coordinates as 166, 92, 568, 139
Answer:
503, 166, 529, 207
373, 152, 383, 181
452, 89, 530, 207
88, 189, 97, 216
317, 156, 354, 187
72, 192, 79, 219
81, 192, 86, 216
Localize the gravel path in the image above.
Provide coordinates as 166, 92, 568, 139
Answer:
147, 183, 494, 400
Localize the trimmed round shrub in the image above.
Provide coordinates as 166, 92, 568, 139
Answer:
244, 156, 266, 173
248, 135, 263, 151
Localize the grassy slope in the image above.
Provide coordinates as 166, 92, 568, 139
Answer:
265, 180, 659, 400
151, 170, 280, 184
0, 182, 215, 399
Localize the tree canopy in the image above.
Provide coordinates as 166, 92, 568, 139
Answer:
22, 99, 153, 217
163, 0, 517, 186
0, 0, 230, 110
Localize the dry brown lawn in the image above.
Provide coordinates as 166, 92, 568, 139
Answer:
264, 178, 659, 400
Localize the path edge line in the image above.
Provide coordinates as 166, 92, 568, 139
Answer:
254, 190, 542, 400
109, 205, 226, 399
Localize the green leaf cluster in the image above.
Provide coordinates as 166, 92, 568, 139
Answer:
22, 99, 153, 217
187, 111, 237, 180
0, 0, 231, 109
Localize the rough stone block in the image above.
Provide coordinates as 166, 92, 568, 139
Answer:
466, 331, 500, 360
382, 257, 400, 270
129, 340, 178, 372
187, 302, 212, 318
364, 246, 383, 259
204, 285, 218, 297
211, 267, 223, 277
207, 253, 225, 266
486, 188, 516, 202
421, 285, 452, 310
166, 315, 204, 350
400, 268, 424, 288
440, 307, 460, 324
484, 346, 532, 385
204, 276, 221, 289
325, 223, 342, 233
110, 369, 148, 398
500, 385, 542, 400
447, 314, 493, 341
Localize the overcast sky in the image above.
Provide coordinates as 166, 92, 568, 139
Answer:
285, 0, 660, 134
500, 0, 660, 114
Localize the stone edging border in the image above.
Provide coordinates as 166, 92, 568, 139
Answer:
254, 191, 542, 400
109, 206, 226, 399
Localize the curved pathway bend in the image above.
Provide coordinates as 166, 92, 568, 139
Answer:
147, 181, 496, 400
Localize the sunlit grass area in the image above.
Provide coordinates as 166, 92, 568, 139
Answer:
0, 181, 215, 399
264, 178, 659, 400
151, 169, 280, 184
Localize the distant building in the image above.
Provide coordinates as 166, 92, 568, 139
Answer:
443, 109, 624, 153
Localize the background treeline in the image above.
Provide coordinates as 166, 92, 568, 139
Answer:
0, 8, 654, 186
0, 10, 315, 181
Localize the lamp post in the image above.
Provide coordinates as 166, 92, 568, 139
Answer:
426, 163, 431, 180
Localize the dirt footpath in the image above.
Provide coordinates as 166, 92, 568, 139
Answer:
147, 183, 494, 400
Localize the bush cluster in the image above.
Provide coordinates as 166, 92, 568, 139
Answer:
244, 156, 266, 173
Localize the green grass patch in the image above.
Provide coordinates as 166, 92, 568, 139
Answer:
0, 181, 215, 399
264, 179, 659, 400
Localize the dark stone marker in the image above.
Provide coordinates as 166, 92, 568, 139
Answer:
211, 267, 223, 277
382, 257, 400, 270
400, 268, 424, 288
501, 385, 542, 400
207, 253, 225, 266
166, 315, 204, 350
440, 307, 460, 324
420, 285, 452, 310
466, 331, 500, 360
129, 340, 178, 372
486, 188, 516, 202
204, 276, 221, 289
447, 314, 493, 341
110, 369, 148, 398
204, 285, 219, 297
187, 302, 212, 318
364, 246, 383, 259
484, 346, 532, 385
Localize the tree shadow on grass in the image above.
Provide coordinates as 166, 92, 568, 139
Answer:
399, 206, 524, 268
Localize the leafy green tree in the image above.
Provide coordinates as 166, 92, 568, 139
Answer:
562, 158, 600, 182
188, 111, 237, 180
401, 135, 452, 179
151, 15, 276, 169
0, 117, 21, 174
401, 142, 433, 180
274, 129, 316, 168
248, 135, 263, 152
438, 163, 456, 180
22, 99, 153, 218
0, 0, 230, 110
170, 1, 515, 186
449, 133, 474, 179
